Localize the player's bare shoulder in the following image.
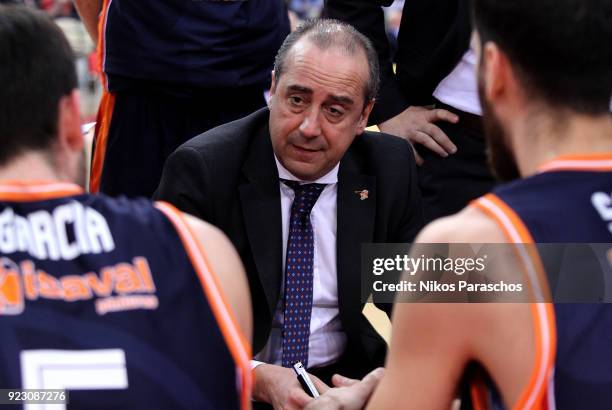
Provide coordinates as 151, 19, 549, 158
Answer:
416, 205, 508, 244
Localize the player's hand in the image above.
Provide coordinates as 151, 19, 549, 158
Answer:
378, 105, 459, 165
287, 367, 385, 410
253, 363, 329, 410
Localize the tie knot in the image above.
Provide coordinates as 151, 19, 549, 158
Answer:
281, 179, 326, 215
281, 179, 326, 194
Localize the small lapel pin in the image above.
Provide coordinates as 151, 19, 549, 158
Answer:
354, 189, 369, 201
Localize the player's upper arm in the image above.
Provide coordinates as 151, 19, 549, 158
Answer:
367, 208, 517, 409
183, 213, 253, 346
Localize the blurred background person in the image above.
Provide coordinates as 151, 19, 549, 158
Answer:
74, 0, 291, 198
39, 0, 78, 18
287, 0, 323, 21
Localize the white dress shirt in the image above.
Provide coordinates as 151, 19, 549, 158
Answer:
433, 46, 483, 116
434, 47, 612, 114
252, 157, 347, 369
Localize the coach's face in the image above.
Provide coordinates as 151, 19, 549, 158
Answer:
268, 38, 374, 181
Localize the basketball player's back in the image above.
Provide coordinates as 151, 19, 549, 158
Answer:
471, 156, 612, 409
0, 181, 252, 409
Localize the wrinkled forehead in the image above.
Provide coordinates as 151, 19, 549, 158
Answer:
280, 38, 370, 100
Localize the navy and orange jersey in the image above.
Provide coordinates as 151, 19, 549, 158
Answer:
97, 0, 290, 92
470, 155, 612, 410
0, 182, 251, 409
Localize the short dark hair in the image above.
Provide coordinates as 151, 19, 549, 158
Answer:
273, 19, 380, 104
473, 0, 611, 115
0, 5, 77, 165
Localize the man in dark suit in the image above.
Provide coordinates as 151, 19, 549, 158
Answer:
155, 19, 423, 409
325, 0, 497, 223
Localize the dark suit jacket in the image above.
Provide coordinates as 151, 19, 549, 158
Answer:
324, 0, 473, 124
154, 107, 424, 377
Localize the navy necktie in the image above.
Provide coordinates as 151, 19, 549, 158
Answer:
281, 179, 326, 368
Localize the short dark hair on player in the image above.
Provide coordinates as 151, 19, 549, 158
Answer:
473, 0, 612, 115
0, 5, 77, 165
273, 18, 380, 105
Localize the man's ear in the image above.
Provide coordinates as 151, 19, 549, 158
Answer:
356, 99, 375, 134
483, 42, 524, 114
269, 71, 277, 98
57, 89, 84, 152
482, 42, 507, 104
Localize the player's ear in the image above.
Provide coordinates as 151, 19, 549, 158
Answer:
57, 89, 84, 152
482, 42, 506, 104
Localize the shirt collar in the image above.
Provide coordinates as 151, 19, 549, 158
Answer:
274, 155, 339, 184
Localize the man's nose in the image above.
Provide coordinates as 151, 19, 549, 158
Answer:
299, 108, 322, 138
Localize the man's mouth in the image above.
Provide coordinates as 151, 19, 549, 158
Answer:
290, 144, 321, 160
293, 145, 319, 152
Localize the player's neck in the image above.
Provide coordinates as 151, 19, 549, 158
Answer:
0, 151, 64, 184
512, 111, 612, 176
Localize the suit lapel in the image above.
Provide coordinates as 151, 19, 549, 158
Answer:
239, 124, 283, 315
337, 147, 376, 337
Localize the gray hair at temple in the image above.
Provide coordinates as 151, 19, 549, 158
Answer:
273, 18, 380, 105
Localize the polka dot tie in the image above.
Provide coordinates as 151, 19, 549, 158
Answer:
280, 179, 326, 368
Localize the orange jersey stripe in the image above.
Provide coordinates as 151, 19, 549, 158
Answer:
89, 92, 116, 193
471, 194, 556, 410
0, 181, 82, 201
96, 0, 112, 90
155, 202, 252, 410
537, 153, 612, 173
470, 370, 490, 410
473, 194, 535, 243
476, 194, 551, 301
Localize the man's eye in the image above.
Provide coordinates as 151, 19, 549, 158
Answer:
327, 106, 344, 117
289, 96, 304, 106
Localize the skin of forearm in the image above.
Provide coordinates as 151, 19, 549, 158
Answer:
73, 0, 102, 43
